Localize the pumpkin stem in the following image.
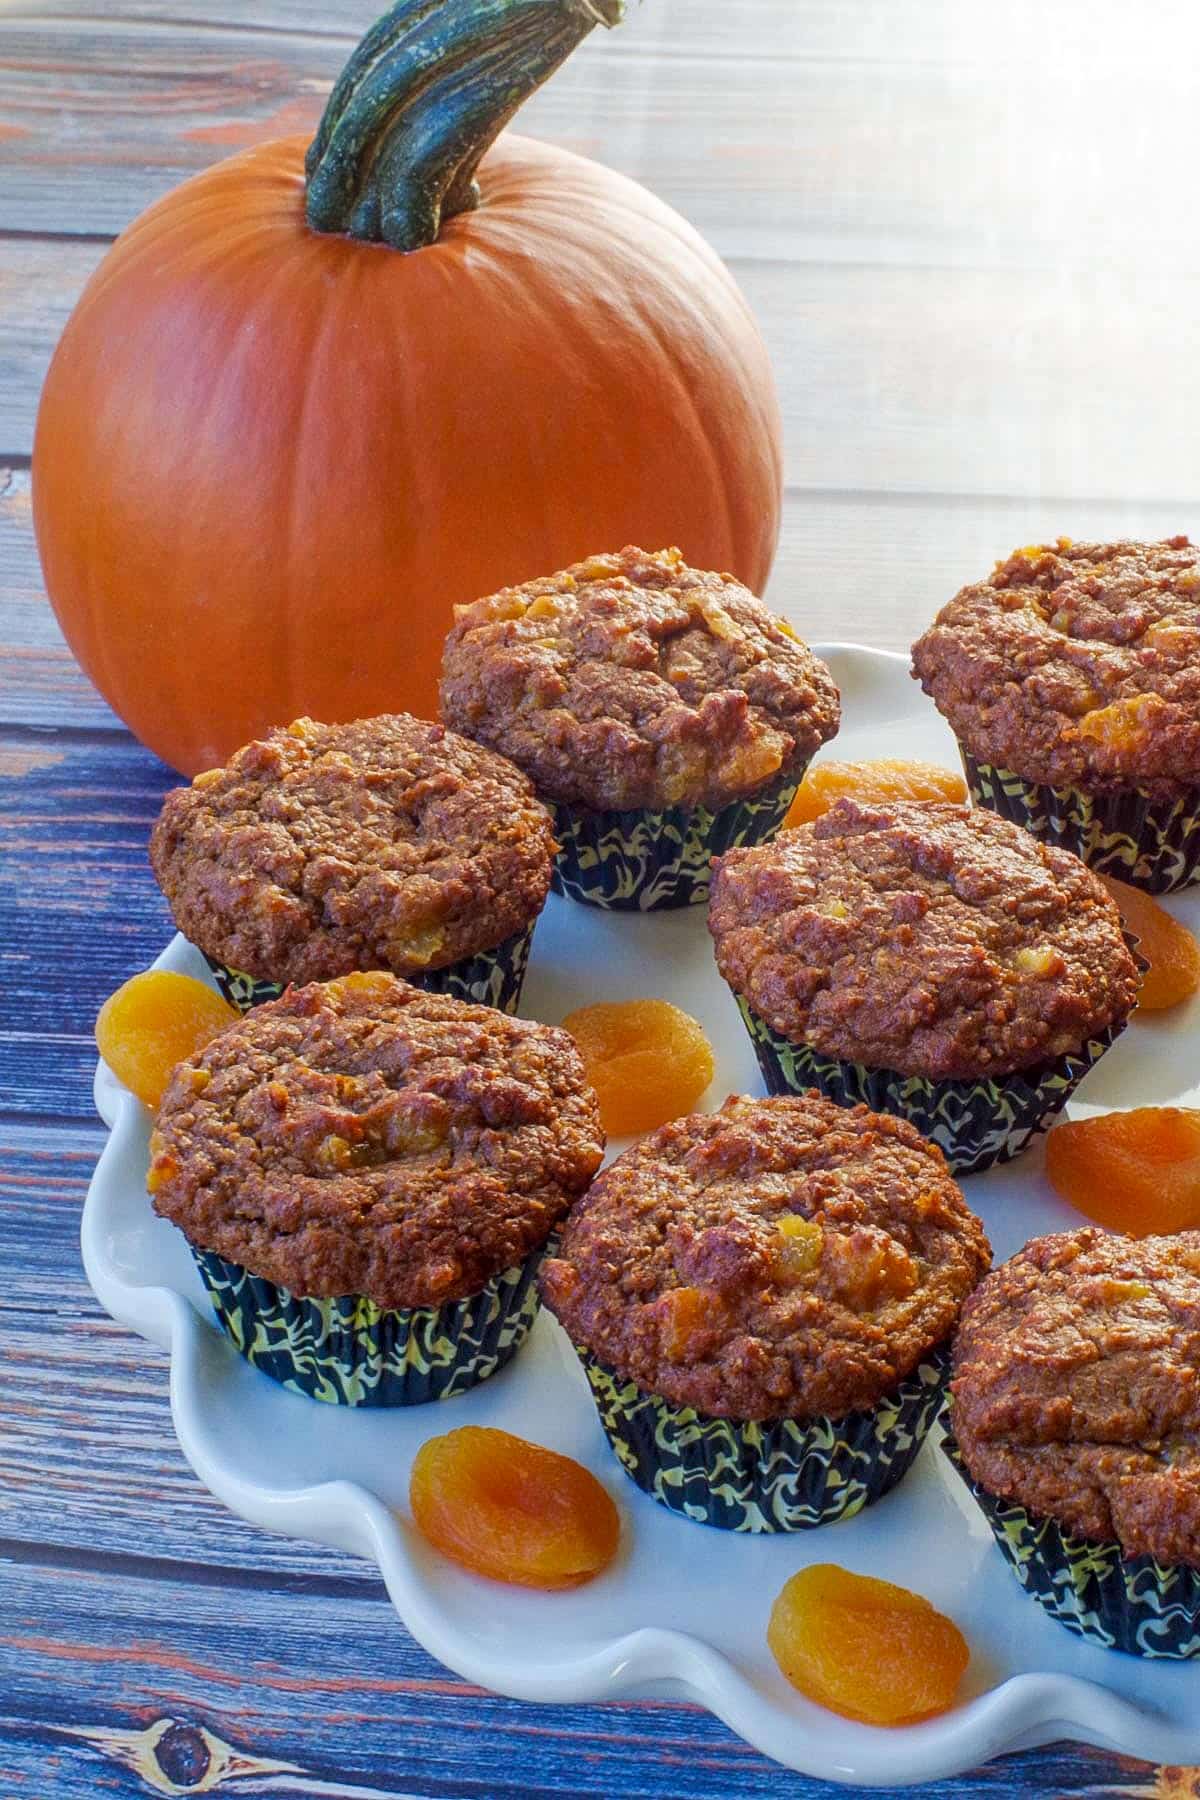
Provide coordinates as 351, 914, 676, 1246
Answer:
305, 0, 623, 250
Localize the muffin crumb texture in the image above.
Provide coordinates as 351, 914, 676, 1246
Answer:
540, 1093, 990, 1420
912, 537, 1200, 793
150, 714, 556, 984
149, 974, 604, 1309
708, 798, 1139, 1079
952, 1228, 1200, 1567
440, 545, 840, 812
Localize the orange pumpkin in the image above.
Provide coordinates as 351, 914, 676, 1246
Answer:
32, 0, 783, 776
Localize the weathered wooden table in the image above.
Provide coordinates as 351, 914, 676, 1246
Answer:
3, 2, 1197, 1793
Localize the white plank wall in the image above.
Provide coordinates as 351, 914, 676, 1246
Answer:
3, 0, 1200, 668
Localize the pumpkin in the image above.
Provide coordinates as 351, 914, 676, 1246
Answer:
32, 0, 783, 776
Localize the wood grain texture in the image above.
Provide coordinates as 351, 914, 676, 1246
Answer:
5, 1553, 1179, 1798
5, 2, 1200, 269
8, 230, 1200, 508
0, 468, 121, 733
0, 729, 175, 1117
0, 237, 102, 454
3, 0, 1198, 1793
3, 1555, 787, 1799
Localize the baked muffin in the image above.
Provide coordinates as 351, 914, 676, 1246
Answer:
912, 537, 1200, 893
149, 713, 556, 1014
945, 1228, 1200, 1657
540, 1093, 990, 1530
440, 545, 840, 909
149, 972, 604, 1405
708, 797, 1140, 1174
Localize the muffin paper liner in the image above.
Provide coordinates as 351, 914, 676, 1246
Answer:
190, 1242, 545, 1407
202, 919, 535, 1016
573, 1345, 948, 1531
962, 753, 1200, 895
548, 768, 803, 912
940, 1430, 1200, 1658
733, 995, 1129, 1178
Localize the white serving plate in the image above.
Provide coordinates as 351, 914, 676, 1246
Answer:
83, 645, 1200, 1788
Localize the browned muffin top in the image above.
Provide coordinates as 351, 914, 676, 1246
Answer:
539, 1093, 990, 1421
439, 545, 840, 812
149, 714, 556, 984
148, 973, 604, 1309
912, 537, 1200, 793
708, 798, 1138, 1080
952, 1229, 1200, 1568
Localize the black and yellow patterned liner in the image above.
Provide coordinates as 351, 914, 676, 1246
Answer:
574, 1345, 948, 1531
190, 1242, 544, 1407
941, 1430, 1200, 1659
201, 919, 535, 1016
962, 752, 1200, 896
549, 767, 803, 911
733, 994, 1128, 1178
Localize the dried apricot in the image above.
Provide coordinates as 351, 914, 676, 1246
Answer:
1076, 692, 1165, 756
1100, 877, 1200, 1012
1046, 1107, 1200, 1236
768, 1564, 969, 1726
95, 970, 239, 1109
409, 1427, 619, 1590
562, 998, 714, 1136
786, 758, 966, 828
656, 1285, 731, 1361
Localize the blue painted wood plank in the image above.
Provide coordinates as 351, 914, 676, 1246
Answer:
1, 1553, 782, 1800
0, 1119, 384, 1579
0, 468, 124, 733
0, 1552, 1176, 1799
0, 726, 178, 1116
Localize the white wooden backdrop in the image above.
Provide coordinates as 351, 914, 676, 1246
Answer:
3, 0, 1199, 703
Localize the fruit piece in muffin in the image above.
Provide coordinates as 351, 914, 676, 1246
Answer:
150, 713, 555, 985
951, 1227, 1200, 1567
540, 1092, 990, 1420
440, 545, 840, 813
149, 973, 604, 1309
911, 537, 1200, 795
708, 797, 1139, 1080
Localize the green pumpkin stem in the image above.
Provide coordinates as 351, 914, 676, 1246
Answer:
306, 0, 623, 250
